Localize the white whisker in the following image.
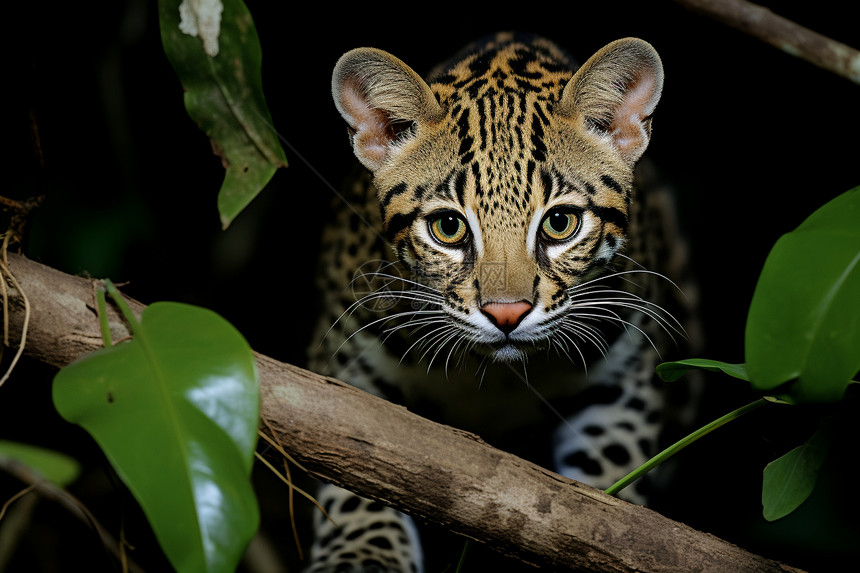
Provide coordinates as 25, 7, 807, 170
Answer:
427, 329, 462, 373
331, 308, 443, 358
400, 323, 453, 364
418, 327, 459, 370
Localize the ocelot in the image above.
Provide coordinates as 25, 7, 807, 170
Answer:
305, 32, 699, 573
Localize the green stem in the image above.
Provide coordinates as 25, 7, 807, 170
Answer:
455, 539, 470, 573
96, 288, 112, 347
604, 398, 769, 497
103, 279, 140, 333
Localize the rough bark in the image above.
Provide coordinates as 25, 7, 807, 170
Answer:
2, 253, 803, 572
674, 0, 860, 84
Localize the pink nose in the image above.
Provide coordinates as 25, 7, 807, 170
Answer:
480, 301, 533, 334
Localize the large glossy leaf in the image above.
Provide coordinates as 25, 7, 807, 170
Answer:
158, 0, 287, 229
762, 420, 832, 521
745, 187, 860, 403
0, 440, 81, 487
52, 302, 259, 573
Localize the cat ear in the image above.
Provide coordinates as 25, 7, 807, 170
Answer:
556, 38, 664, 165
332, 48, 444, 172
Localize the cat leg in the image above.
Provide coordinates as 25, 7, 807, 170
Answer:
304, 482, 423, 573
552, 330, 664, 505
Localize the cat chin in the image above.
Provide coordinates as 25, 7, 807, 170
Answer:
490, 345, 526, 363
483, 340, 545, 363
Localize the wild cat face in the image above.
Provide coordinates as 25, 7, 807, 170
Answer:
332, 35, 664, 363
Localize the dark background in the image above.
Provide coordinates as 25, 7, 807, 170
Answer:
4, 1, 859, 571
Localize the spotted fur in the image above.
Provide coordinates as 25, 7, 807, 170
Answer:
305, 33, 698, 573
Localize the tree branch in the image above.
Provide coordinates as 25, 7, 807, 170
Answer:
2, 253, 803, 572
673, 0, 860, 84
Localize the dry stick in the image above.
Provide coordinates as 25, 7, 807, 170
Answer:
2, 253, 804, 573
673, 0, 860, 84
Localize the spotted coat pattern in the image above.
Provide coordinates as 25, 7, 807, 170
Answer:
305, 33, 699, 573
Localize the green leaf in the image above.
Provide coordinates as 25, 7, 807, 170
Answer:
745, 187, 860, 403
158, 0, 287, 229
0, 441, 81, 487
656, 359, 749, 382
52, 302, 260, 573
762, 420, 833, 521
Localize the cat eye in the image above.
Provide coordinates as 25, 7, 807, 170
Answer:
541, 207, 581, 241
428, 211, 468, 245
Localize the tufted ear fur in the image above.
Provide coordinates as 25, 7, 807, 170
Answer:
332, 48, 444, 172
556, 38, 664, 165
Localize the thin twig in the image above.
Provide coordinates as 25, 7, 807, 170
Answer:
283, 457, 303, 560
252, 451, 332, 525
258, 423, 312, 476
0, 258, 8, 349
0, 484, 37, 522
0, 256, 30, 389
0, 459, 146, 573
0, 485, 39, 570
674, 0, 860, 84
